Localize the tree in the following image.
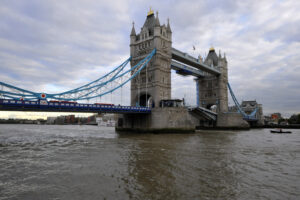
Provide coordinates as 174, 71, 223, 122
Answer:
288, 114, 300, 124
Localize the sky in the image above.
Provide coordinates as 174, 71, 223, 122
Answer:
0, 0, 299, 119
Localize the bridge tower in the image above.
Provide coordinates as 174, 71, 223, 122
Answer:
196, 48, 228, 113
196, 48, 249, 128
130, 9, 172, 108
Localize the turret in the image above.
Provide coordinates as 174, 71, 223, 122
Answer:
130, 22, 136, 42
130, 8, 172, 107
154, 11, 160, 36
167, 18, 172, 33
167, 18, 172, 39
130, 22, 136, 56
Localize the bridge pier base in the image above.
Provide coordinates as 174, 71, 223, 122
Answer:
216, 113, 249, 128
116, 107, 199, 133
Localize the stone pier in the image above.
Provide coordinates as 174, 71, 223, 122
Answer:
116, 107, 199, 133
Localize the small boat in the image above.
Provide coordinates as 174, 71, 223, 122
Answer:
270, 129, 292, 134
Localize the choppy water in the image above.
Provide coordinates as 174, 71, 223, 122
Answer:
0, 125, 299, 200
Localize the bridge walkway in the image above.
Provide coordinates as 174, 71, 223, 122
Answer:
0, 99, 150, 114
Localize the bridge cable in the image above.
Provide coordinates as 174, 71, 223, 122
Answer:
110, 82, 112, 104
121, 76, 123, 105
0, 49, 156, 102
227, 82, 258, 119
146, 61, 148, 107
138, 70, 140, 107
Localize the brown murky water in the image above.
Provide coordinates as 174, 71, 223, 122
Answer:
0, 125, 299, 200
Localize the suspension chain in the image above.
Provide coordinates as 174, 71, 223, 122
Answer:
146, 62, 148, 107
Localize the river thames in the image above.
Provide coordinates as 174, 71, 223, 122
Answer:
0, 125, 299, 200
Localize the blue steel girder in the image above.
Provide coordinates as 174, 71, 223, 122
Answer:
0, 98, 151, 114
171, 60, 205, 77
171, 48, 221, 75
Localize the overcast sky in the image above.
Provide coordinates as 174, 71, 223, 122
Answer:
0, 0, 299, 118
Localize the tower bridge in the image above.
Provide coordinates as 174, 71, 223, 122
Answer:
0, 9, 262, 131
118, 10, 250, 131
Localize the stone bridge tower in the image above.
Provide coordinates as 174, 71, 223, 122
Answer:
196, 48, 228, 113
130, 9, 172, 108
196, 48, 248, 128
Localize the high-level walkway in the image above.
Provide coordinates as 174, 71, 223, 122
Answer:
171, 48, 221, 76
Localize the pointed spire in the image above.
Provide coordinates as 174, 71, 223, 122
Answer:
155, 11, 160, 27
167, 18, 172, 33
130, 21, 136, 36
219, 50, 222, 58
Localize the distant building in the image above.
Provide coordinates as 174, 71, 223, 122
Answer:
264, 115, 272, 125
240, 100, 264, 125
268, 113, 282, 124
65, 115, 76, 124
47, 117, 56, 124
271, 113, 281, 120
280, 120, 289, 125
56, 116, 65, 125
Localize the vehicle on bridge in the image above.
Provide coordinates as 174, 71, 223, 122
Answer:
159, 99, 184, 108
94, 103, 114, 106
50, 100, 78, 104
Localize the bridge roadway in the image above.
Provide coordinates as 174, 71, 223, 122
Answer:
0, 99, 151, 114
171, 48, 221, 77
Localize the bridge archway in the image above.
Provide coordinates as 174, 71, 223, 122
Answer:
139, 94, 152, 107
206, 104, 217, 112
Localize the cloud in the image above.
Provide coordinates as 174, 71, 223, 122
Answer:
0, 0, 299, 118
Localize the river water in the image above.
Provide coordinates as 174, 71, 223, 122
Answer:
0, 125, 299, 200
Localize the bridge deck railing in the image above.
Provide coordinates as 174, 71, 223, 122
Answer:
0, 99, 151, 113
